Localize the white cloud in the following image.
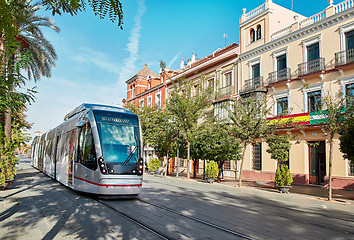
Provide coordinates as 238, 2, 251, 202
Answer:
168, 51, 182, 69
118, 0, 146, 83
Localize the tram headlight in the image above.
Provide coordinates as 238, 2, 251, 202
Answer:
98, 156, 108, 175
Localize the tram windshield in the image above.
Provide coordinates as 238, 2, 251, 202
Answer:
94, 111, 141, 165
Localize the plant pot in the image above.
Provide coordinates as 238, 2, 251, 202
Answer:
1, 180, 12, 190
277, 185, 291, 194
206, 177, 215, 183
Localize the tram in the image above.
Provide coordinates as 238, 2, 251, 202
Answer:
31, 103, 143, 197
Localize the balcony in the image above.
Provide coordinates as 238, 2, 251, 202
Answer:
240, 76, 266, 94
298, 58, 325, 77
335, 48, 354, 67
217, 85, 234, 98
268, 68, 291, 84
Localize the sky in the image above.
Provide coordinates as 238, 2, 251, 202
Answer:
26, 0, 334, 137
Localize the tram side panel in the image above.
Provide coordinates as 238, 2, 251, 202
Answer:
43, 137, 52, 177
73, 122, 100, 194
56, 131, 70, 187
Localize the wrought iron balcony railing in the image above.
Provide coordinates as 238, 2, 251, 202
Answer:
217, 85, 234, 98
268, 68, 291, 84
240, 76, 264, 93
298, 58, 325, 76
335, 48, 354, 67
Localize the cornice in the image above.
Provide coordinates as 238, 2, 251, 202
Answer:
239, 7, 354, 61
127, 83, 165, 102
239, 9, 272, 28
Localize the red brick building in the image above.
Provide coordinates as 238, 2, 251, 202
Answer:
124, 63, 179, 110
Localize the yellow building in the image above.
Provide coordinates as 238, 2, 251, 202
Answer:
238, 0, 354, 189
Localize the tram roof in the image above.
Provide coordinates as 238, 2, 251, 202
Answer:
64, 103, 133, 121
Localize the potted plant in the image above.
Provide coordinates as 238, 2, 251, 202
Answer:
275, 165, 293, 193
148, 157, 160, 175
266, 134, 293, 193
205, 160, 219, 183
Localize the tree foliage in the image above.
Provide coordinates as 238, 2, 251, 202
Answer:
266, 134, 291, 164
0, 0, 124, 37
340, 103, 354, 163
191, 122, 241, 178
166, 77, 212, 179
228, 95, 273, 187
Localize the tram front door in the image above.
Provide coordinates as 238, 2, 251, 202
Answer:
309, 141, 326, 185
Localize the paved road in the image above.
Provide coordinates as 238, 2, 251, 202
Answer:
1, 156, 354, 239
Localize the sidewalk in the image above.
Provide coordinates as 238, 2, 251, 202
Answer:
163, 172, 354, 203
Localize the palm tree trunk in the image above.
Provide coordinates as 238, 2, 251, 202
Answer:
238, 142, 248, 187
5, 109, 11, 143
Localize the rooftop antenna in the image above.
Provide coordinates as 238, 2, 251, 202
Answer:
291, 0, 293, 11
223, 34, 227, 47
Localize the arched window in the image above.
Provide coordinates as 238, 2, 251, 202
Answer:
250, 29, 255, 43
256, 25, 261, 40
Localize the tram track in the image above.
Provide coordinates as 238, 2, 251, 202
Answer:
97, 198, 255, 240
144, 179, 354, 236
97, 199, 171, 240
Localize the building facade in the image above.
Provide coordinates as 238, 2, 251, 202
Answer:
166, 43, 240, 177
238, 0, 354, 189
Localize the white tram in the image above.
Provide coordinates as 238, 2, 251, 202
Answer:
31, 103, 144, 197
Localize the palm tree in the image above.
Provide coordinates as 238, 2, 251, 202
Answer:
17, 1, 60, 81
2, 0, 59, 142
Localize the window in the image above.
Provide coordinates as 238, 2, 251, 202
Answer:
277, 54, 287, 71
224, 161, 230, 170
349, 162, 354, 176
256, 25, 261, 40
252, 64, 260, 78
208, 79, 214, 90
346, 30, 354, 51
78, 123, 97, 170
346, 83, 354, 106
308, 90, 322, 112
147, 96, 152, 107
307, 43, 320, 62
139, 99, 144, 109
214, 100, 234, 121
194, 84, 199, 96
224, 72, 232, 87
250, 29, 255, 43
179, 159, 185, 167
277, 97, 288, 116
155, 93, 161, 109
252, 143, 262, 171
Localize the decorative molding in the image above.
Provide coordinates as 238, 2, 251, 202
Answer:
239, 8, 354, 61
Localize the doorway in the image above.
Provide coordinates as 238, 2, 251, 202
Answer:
309, 141, 326, 185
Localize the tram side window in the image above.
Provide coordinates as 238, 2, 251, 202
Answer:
78, 123, 97, 170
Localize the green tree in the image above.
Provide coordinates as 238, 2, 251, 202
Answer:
317, 92, 346, 201
167, 77, 212, 179
339, 104, 354, 163
192, 122, 240, 180
1, 1, 59, 143
229, 95, 273, 187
